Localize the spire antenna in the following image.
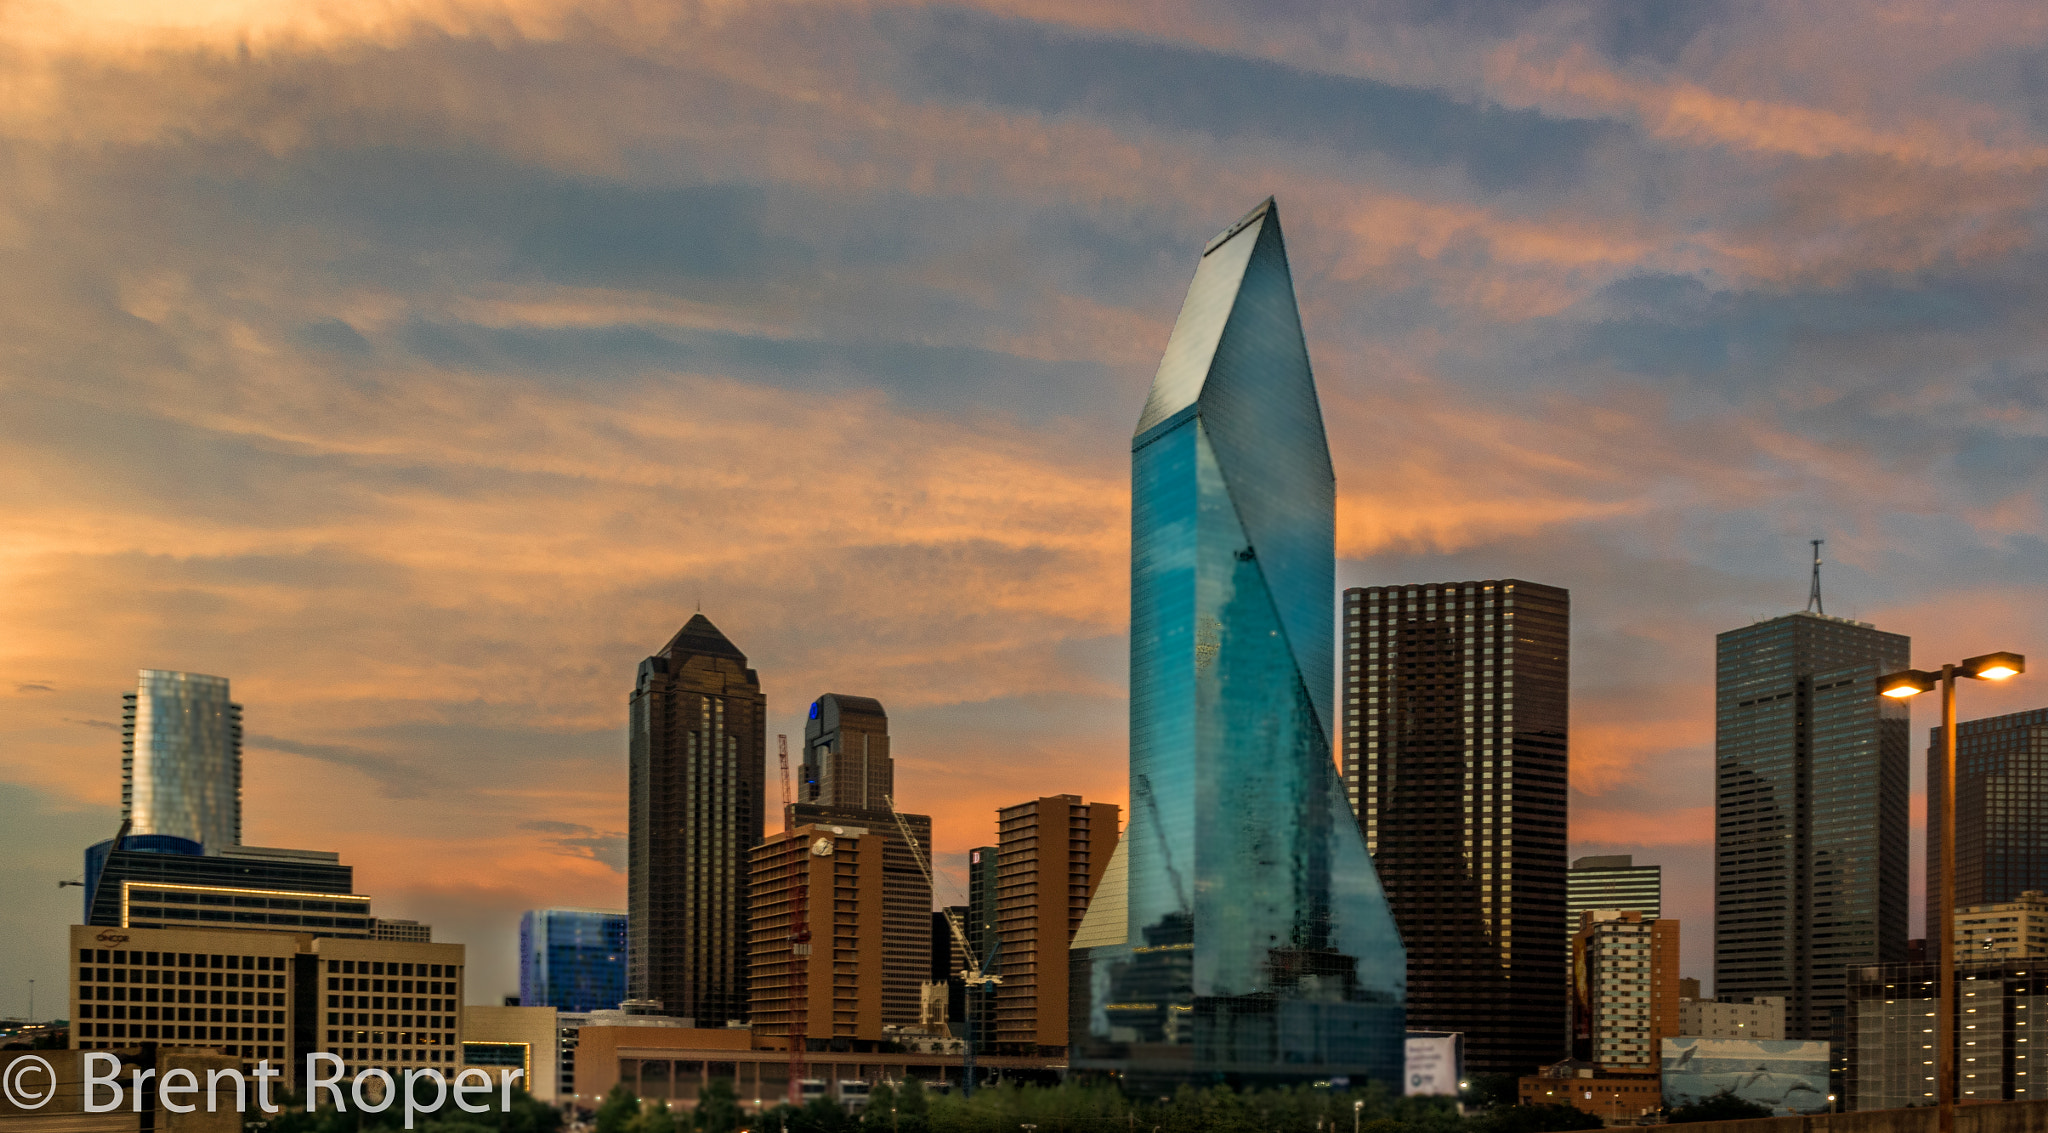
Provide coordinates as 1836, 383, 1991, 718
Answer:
1807, 539, 1825, 615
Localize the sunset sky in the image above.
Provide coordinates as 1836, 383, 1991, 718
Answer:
6, 0, 2048, 1011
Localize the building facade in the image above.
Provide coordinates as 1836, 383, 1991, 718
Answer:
84, 842, 364, 934
1956, 892, 2048, 963
1570, 910, 1679, 1072
372, 919, 431, 942
747, 822, 889, 1046
1071, 198, 1406, 1092
1714, 611, 1911, 1041
1569, 856, 1661, 927
965, 847, 998, 1051
991, 796, 1119, 1055
801, 695, 892, 811
67, 923, 464, 1090
1678, 995, 1785, 1039
521, 908, 627, 1013
1929, 707, 2048, 942
788, 802, 932, 1027
1345, 578, 1570, 1074
628, 614, 767, 1026
1845, 961, 2048, 1110
123, 670, 243, 850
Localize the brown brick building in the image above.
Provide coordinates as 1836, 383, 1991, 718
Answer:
748, 822, 889, 1047
992, 795, 1119, 1056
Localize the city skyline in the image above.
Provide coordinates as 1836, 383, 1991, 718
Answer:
7, 0, 2048, 1024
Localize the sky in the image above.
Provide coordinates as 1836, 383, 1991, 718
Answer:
4, 0, 2048, 1014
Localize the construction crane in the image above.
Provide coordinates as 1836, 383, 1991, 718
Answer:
884, 796, 1000, 1096
779, 735, 808, 1103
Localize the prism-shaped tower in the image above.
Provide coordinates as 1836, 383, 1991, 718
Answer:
1070, 199, 1406, 1090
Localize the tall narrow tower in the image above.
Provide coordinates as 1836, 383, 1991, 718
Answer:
628, 613, 767, 1024
1071, 198, 1406, 1092
123, 670, 242, 850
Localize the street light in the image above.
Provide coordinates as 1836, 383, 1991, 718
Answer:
1353, 1098, 1363, 1133
1877, 650, 2026, 1133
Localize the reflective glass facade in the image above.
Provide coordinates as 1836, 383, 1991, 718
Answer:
1073, 199, 1405, 1091
1927, 707, 2048, 942
123, 670, 242, 850
521, 908, 627, 1013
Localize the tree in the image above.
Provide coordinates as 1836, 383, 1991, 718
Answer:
1473, 1103, 1606, 1133
695, 1079, 744, 1133
598, 1084, 644, 1133
1666, 1091, 1774, 1124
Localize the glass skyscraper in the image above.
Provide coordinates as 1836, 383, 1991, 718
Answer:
521, 908, 627, 1013
1928, 706, 2048, 941
1715, 611, 1910, 1041
1071, 198, 1405, 1091
123, 670, 242, 850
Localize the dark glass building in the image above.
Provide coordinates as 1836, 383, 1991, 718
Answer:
1071, 198, 1406, 1092
1926, 706, 2048, 941
1344, 579, 1570, 1075
628, 613, 767, 1025
1715, 611, 1910, 1041
84, 840, 362, 934
521, 907, 627, 1013
965, 845, 999, 1052
801, 694, 892, 810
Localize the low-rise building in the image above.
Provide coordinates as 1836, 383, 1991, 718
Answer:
461, 1005, 559, 1102
1518, 1059, 1662, 1123
1678, 995, 1786, 1039
1957, 893, 2048, 963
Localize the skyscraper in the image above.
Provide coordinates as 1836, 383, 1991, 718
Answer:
1926, 706, 2048, 942
123, 670, 242, 850
1344, 579, 1570, 1074
1715, 611, 1910, 1041
628, 613, 767, 1025
1569, 855, 1662, 928
801, 694, 892, 810
521, 908, 627, 1013
788, 799, 932, 1026
1071, 198, 1406, 1091
993, 795, 1119, 1055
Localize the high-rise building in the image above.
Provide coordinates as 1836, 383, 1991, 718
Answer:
123, 670, 242, 850
1344, 578, 1570, 1074
1845, 961, 2047, 1109
965, 846, 998, 1051
1569, 856, 1661, 931
801, 694, 892, 810
1714, 611, 1910, 1041
628, 613, 767, 1025
1928, 707, 2048, 942
789, 801, 932, 1026
1070, 198, 1406, 1092
992, 796, 1119, 1055
747, 821, 890, 1046
1955, 892, 2048, 962
521, 908, 627, 1013
1569, 910, 1680, 1072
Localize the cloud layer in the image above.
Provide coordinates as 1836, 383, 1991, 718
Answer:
5, 0, 2048, 1004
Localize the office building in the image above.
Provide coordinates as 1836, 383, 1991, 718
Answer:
1569, 911, 1679, 1072
747, 821, 890, 1046
789, 801, 932, 1026
628, 613, 767, 1026
1844, 961, 2048, 1109
1071, 198, 1406, 1092
372, 919, 432, 942
521, 908, 627, 1013
1569, 855, 1661, 928
67, 923, 463, 1090
800, 695, 892, 811
992, 796, 1119, 1055
1715, 611, 1910, 1040
1928, 707, 2048, 942
1345, 578, 1570, 1074
1956, 892, 2048, 962
123, 670, 243, 850
964, 848, 998, 1051
1679, 995, 1785, 1039
461, 1004, 560, 1102
84, 841, 369, 936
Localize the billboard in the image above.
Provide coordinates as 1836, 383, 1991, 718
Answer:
1405, 1032, 1462, 1098
1661, 1037, 1831, 1115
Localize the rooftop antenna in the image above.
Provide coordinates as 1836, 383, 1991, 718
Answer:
1807, 539, 1825, 615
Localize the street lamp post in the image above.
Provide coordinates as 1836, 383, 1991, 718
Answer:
1878, 651, 2026, 1133
1353, 1098, 1363, 1133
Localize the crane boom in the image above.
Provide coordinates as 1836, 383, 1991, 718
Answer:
884, 795, 979, 967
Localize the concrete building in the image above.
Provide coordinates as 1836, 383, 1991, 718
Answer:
628, 614, 768, 1027
67, 923, 464, 1090
124, 670, 242, 851
370, 919, 431, 942
556, 1009, 694, 1107
1568, 855, 1661, 928
1678, 995, 1786, 1039
461, 1004, 560, 1102
1518, 1059, 1663, 1123
1957, 893, 2048, 963
1347, 578, 1572, 1074
1928, 708, 2048, 942
1570, 910, 1680, 1072
787, 801, 931, 1027
1845, 961, 2048, 1110
991, 795, 1119, 1056
1715, 611, 1911, 1041
747, 822, 889, 1047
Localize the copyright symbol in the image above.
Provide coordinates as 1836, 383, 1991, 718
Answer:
3, 1054, 55, 1109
